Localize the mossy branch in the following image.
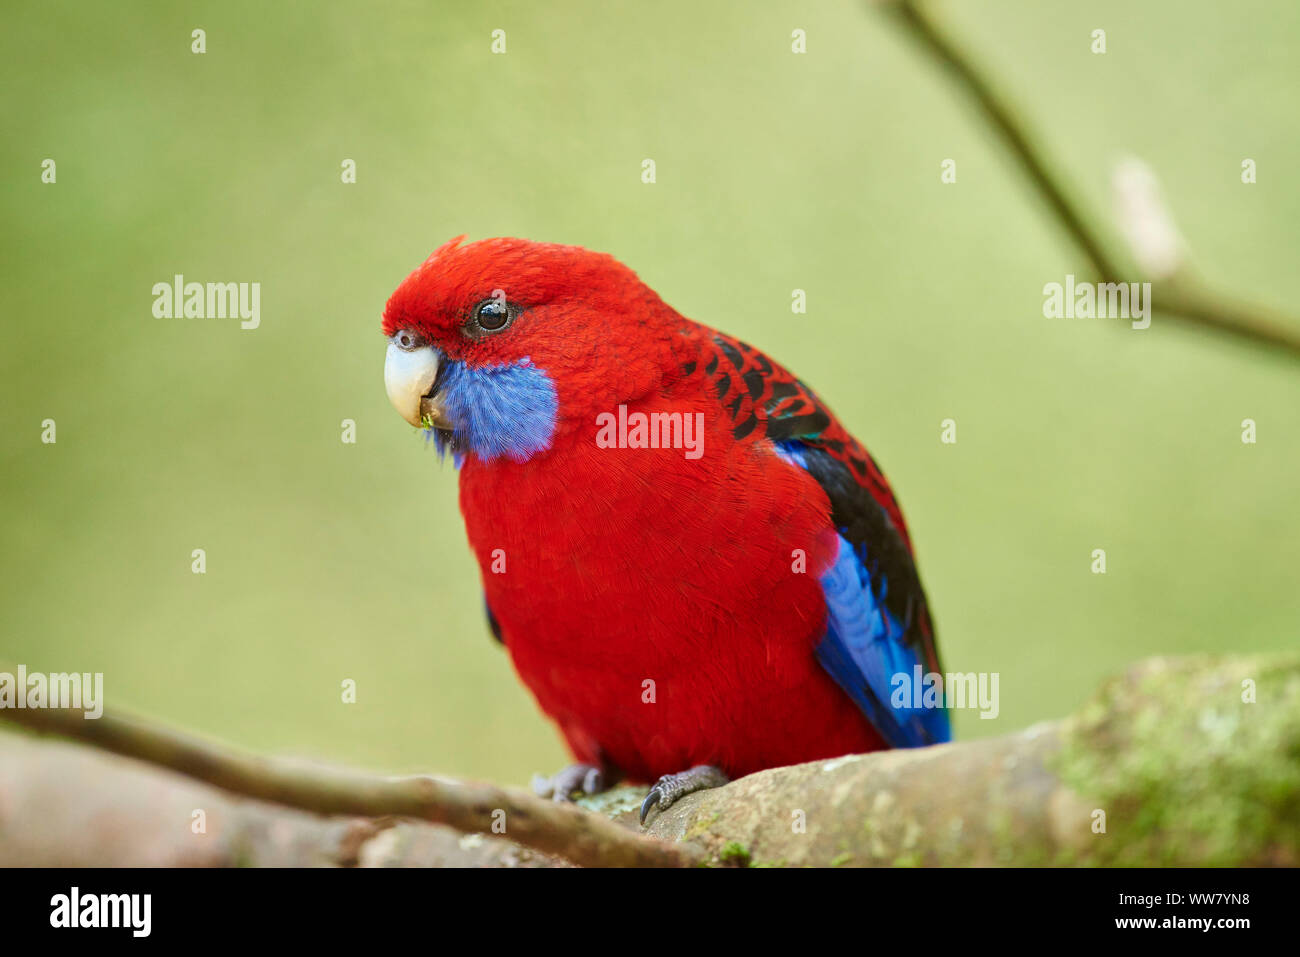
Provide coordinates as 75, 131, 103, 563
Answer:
2, 655, 1296, 867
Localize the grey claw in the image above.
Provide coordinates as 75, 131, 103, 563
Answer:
532, 763, 605, 802
639, 765, 729, 825
639, 787, 663, 825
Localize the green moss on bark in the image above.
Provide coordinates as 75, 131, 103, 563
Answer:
1053, 654, 1300, 866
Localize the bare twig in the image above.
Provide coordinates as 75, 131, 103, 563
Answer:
878, 0, 1300, 360
0, 676, 702, 868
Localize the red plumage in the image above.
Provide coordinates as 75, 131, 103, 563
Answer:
384, 237, 933, 782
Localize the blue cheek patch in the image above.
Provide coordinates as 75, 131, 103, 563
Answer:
425, 357, 558, 463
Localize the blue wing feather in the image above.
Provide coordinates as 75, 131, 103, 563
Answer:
818, 535, 951, 747
776, 441, 949, 748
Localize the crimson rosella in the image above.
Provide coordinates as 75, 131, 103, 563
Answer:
382, 237, 949, 821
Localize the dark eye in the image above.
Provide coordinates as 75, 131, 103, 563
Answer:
469, 297, 515, 335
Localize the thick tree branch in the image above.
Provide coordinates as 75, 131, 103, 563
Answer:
2, 655, 1295, 867
645, 654, 1299, 866
877, 0, 1300, 360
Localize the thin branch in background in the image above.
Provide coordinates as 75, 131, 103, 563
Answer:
879, 0, 1300, 361
0, 678, 702, 869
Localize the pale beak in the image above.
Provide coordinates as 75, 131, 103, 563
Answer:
384, 342, 448, 428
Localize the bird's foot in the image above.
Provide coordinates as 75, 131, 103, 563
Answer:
640, 765, 729, 824
531, 763, 608, 802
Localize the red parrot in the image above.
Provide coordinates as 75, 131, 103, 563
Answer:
382, 237, 947, 820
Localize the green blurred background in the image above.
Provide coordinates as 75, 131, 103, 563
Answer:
2, 1, 1296, 784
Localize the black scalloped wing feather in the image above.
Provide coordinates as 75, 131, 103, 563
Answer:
678, 324, 940, 671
